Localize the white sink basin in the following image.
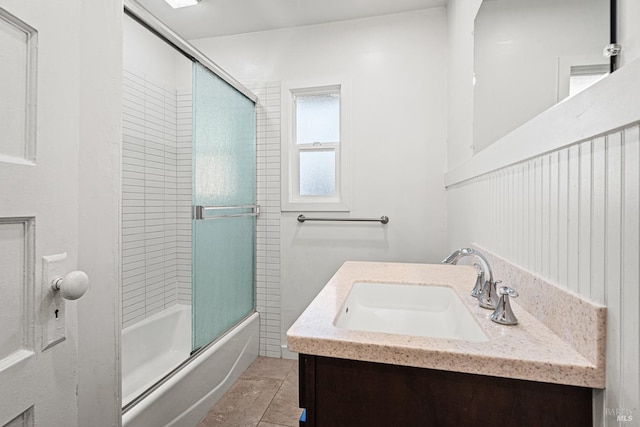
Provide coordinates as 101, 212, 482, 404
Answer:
335, 282, 488, 342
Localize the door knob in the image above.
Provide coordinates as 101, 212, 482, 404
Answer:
51, 270, 89, 300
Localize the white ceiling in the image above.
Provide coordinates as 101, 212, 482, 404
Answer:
132, 0, 447, 40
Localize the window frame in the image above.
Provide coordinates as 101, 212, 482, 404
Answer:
557, 55, 609, 101
281, 80, 350, 212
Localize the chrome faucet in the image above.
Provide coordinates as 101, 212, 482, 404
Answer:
441, 247, 473, 265
442, 247, 498, 309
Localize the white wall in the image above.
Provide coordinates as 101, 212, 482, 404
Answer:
446, 0, 481, 170
123, 16, 192, 89
446, 3, 640, 425
77, 1, 122, 425
192, 8, 449, 356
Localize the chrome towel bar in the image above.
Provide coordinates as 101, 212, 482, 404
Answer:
297, 214, 389, 224
194, 205, 260, 220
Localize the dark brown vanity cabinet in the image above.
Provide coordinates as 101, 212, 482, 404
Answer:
298, 354, 593, 427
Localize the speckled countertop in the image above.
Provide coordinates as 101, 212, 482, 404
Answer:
286, 261, 605, 389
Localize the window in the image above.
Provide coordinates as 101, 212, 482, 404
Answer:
557, 58, 609, 101
281, 82, 350, 211
568, 64, 609, 96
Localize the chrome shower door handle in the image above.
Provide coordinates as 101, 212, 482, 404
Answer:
193, 205, 260, 220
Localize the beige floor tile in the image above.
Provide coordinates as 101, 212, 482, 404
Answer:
241, 356, 296, 381
257, 423, 290, 427
261, 367, 303, 427
198, 377, 281, 427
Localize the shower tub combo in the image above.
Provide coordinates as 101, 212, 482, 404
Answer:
122, 305, 259, 427
121, 3, 260, 426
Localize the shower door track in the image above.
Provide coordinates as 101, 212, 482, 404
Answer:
123, 1, 257, 103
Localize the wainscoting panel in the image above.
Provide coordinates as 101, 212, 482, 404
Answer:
447, 123, 639, 425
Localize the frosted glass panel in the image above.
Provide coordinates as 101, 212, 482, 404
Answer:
299, 150, 335, 196
192, 63, 256, 351
296, 94, 339, 144
193, 217, 254, 349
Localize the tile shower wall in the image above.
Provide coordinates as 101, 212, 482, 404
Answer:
122, 69, 192, 329
249, 81, 282, 358
176, 89, 193, 306
447, 123, 640, 425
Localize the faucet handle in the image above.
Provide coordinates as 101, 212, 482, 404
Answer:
490, 285, 519, 325
470, 263, 484, 297
498, 285, 519, 299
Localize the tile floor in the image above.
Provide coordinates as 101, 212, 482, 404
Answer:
197, 357, 302, 427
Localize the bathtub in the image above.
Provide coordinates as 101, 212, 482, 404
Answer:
122, 305, 259, 427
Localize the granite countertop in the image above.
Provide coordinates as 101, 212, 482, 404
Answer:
286, 261, 605, 389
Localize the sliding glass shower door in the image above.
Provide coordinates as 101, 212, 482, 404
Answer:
192, 63, 256, 352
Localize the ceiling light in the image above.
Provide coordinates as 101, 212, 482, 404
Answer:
164, 0, 200, 8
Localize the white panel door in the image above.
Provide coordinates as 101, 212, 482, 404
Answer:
0, 1, 82, 426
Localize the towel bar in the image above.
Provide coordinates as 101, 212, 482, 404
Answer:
297, 214, 389, 224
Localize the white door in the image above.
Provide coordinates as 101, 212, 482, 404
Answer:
0, 1, 84, 426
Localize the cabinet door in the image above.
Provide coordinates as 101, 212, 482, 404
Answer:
300, 354, 593, 427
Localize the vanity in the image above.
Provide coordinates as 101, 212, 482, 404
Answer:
287, 260, 606, 427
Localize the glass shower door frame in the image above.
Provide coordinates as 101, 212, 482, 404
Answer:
191, 62, 258, 353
